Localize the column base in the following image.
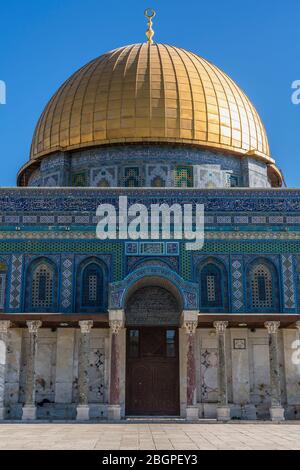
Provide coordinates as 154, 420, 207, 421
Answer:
217, 406, 231, 422
22, 405, 37, 421
0, 406, 6, 420
107, 405, 122, 421
76, 405, 90, 421
270, 406, 285, 422
186, 406, 199, 421
242, 404, 257, 420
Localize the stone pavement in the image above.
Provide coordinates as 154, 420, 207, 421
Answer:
0, 422, 300, 450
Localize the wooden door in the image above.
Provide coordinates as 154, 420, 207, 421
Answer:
126, 327, 180, 416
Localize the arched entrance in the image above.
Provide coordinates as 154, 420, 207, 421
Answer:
125, 285, 181, 416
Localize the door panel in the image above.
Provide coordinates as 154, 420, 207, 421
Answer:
126, 327, 180, 416
128, 364, 152, 414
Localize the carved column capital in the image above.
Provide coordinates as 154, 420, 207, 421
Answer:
109, 310, 125, 334
26, 320, 42, 334
181, 311, 198, 335
183, 320, 198, 335
109, 320, 124, 335
214, 321, 229, 335
0, 320, 11, 334
264, 321, 280, 335
79, 320, 93, 334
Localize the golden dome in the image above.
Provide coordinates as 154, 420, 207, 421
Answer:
29, 43, 272, 165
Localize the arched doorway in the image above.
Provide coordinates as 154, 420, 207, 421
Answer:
125, 285, 181, 416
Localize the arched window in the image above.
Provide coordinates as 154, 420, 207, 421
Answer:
82, 263, 103, 308
247, 259, 279, 312
200, 263, 223, 309
250, 264, 273, 309
25, 259, 57, 312
175, 166, 193, 188
124, 167, 140, 187
31, 263, 55, 309
76, 260, 107, 313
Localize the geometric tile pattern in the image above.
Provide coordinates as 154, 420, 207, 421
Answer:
40, 216, 55, 224
252, 216, 267, 224
61, 256, 74, 312
234, 216, 249, 224
200, 348, 218, 402
281, 254, 296, 310
231, 256, 244, 312
217, 216, 232, 224
9, 254, 24, 309
269, 216, 284, 224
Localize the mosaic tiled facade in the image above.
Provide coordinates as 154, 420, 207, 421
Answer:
0, 188, 299, 314
25, 146, 272, 190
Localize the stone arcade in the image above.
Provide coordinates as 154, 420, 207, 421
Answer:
0, 13, 300, 422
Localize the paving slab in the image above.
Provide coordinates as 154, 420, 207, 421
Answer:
0, 423, 299, 450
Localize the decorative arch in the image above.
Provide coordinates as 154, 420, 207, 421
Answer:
109, 265, 198, 311
197, 257, 229, 313
25, 257, 58, 312
125, 285, 181, 326
246, 258, 280, 312
146, 164, 171, 187
76, 257, 108, 313
91, 167, 117, 187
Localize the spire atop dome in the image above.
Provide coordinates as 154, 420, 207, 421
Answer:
144, 8, 156, 44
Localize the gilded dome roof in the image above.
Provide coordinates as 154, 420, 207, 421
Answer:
29, 43, 271, 164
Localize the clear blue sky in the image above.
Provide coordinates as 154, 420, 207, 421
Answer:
0, 0, 299, 186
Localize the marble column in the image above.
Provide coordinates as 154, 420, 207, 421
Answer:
108, 310, 125, 421
181, 311, 199, 421
76, 320, 93, 421
214, 321, 230, 421
265, 321, 285, 421
0, 321, 11, 420
296, 321, 300, 339
22, 320, 42, 421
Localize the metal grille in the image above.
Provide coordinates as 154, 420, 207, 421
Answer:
123, 167, 142, 187
88, 274, 98, 302
174, 167, 193, 188
206, 275, 216, 302
32, 263, 54, 308
72, 172, 87, 187
82, 265, 102, 308
251, 264, 273, 308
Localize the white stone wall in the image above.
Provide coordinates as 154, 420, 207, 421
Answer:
6, 328, 109, 420
196, 328, 300, 420
3, 326, 300, 420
